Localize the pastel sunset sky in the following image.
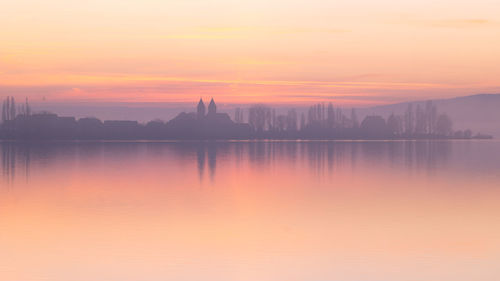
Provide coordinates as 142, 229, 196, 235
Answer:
1, 0, 500, 106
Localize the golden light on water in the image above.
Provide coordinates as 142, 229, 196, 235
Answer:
1, 141, 499, 280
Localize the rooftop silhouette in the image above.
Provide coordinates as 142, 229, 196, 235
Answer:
0, 96, 492, 140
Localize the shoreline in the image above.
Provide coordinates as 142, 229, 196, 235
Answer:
0, 137, 494, 143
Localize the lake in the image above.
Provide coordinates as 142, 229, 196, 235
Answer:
1, 140, 500, 281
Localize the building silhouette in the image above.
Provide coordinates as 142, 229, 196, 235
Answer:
165, 98, 251, 139
197, 98, 205, 120
208, 98, 216, 116
0, 96, 489, 140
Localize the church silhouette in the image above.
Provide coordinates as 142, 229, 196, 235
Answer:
165, 98, 251, 139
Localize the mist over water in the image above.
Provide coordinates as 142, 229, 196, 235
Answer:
1, 140, 500, 281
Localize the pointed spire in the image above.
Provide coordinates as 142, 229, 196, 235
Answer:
197, 98, 206, 119
208, 98, 216, 115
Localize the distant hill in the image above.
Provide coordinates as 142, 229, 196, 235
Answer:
359, 94, 500, 137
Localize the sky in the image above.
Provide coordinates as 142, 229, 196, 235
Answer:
1, 0, 500, 107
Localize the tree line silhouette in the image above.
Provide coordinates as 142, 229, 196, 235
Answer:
0, 96, 492, 140
235, 100, 489, 139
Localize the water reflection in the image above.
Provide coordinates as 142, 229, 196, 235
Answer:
2, 142, 32, 185
197, 145, 205, 181
2, 142, 16, 184
0, 140, 468, 186
195, 143, 217, 182
1, 140, 500, 281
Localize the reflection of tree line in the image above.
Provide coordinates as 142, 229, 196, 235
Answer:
1, 141, 451, 185
2, 143, 16, 184
191, 141, 451, 181
1, 143, 30, 185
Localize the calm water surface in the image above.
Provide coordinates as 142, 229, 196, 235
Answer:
1, 140, 500, 281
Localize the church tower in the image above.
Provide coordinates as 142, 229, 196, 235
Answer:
197, 98, 205, 120
208, 98, 216, 116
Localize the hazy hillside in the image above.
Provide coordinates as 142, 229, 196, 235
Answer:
359, 94, 500, 137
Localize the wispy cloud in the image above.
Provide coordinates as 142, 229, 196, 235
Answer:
0, 74, 478, 105
198, 26, 347, 34
427, 19, 493, 28
163, 26, 348, 40
394, 18, 494, 29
